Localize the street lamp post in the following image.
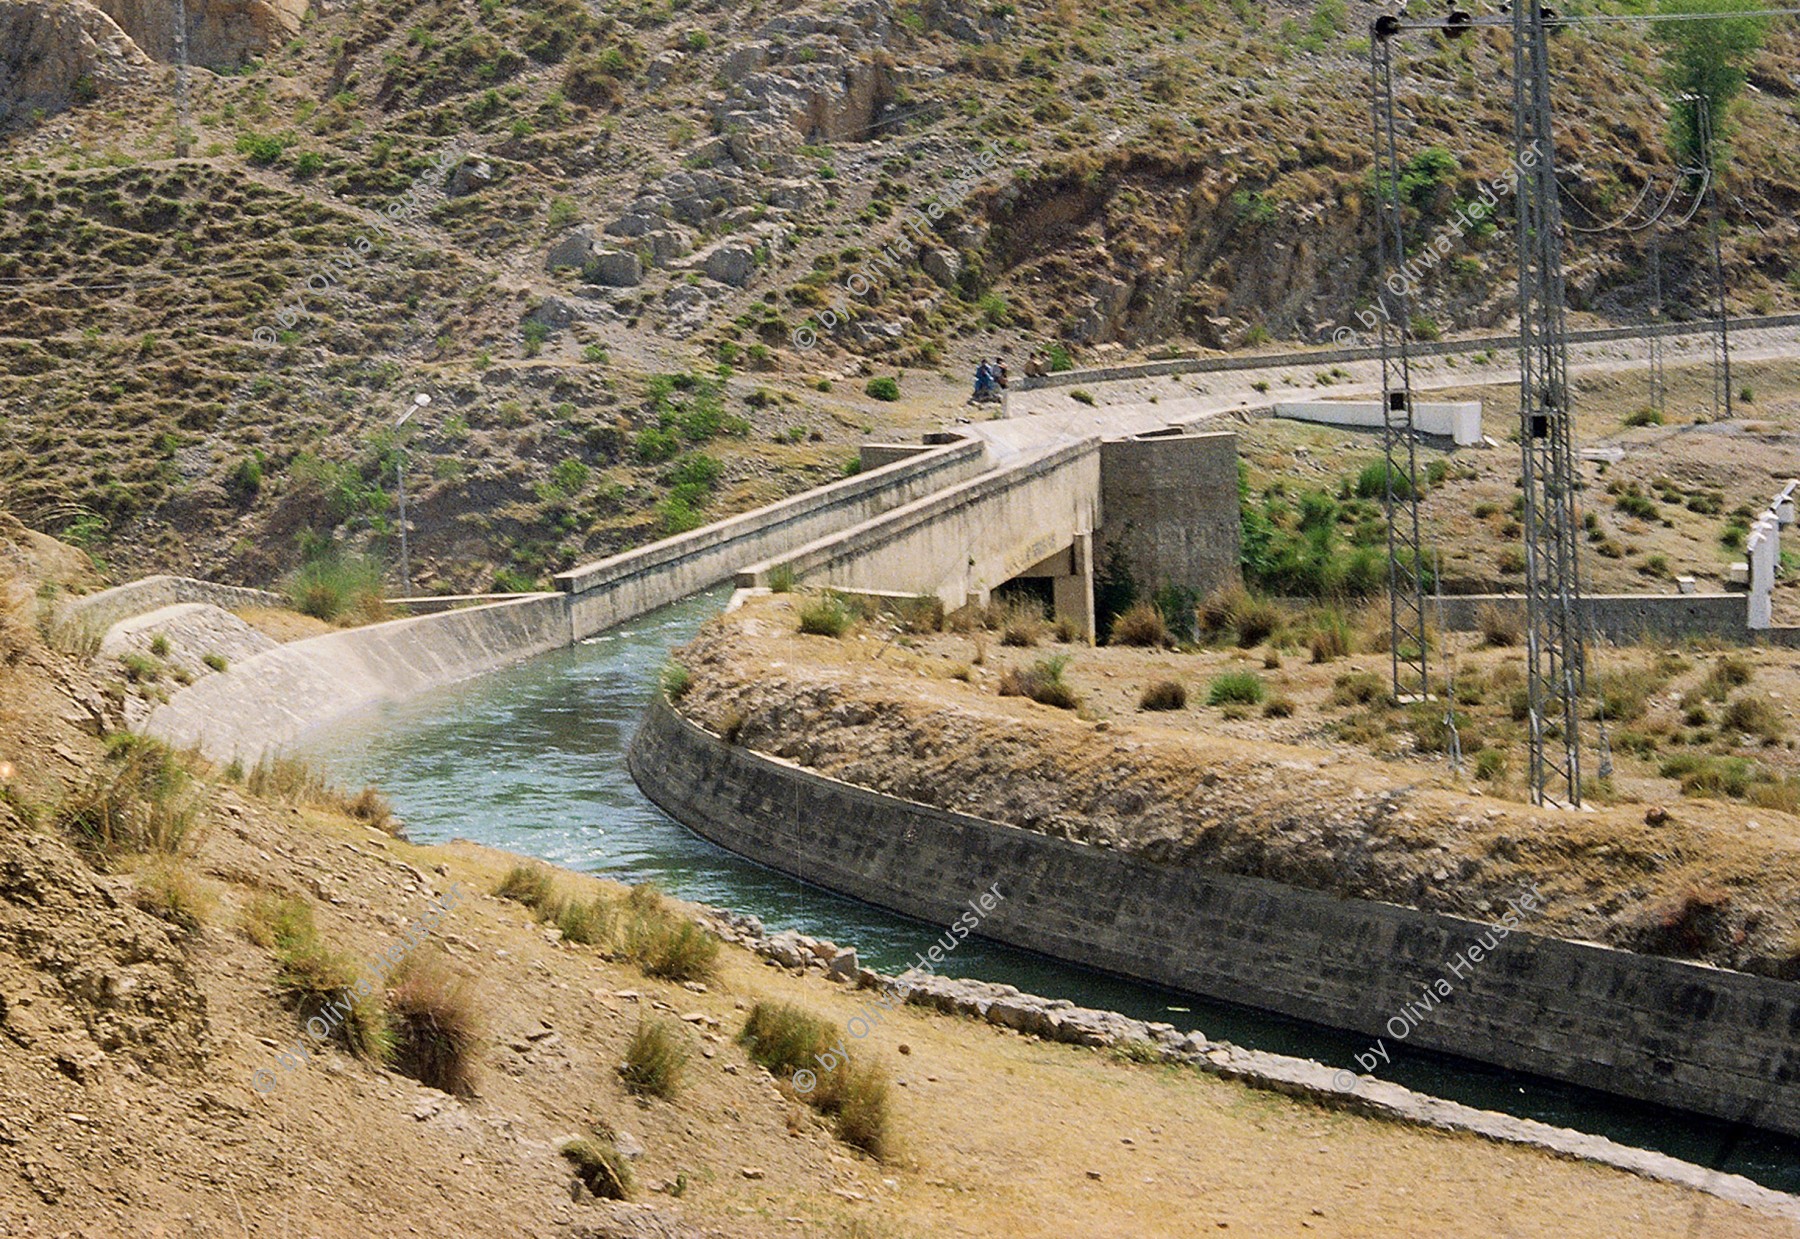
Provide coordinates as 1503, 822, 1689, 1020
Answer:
396, 393, 430, 592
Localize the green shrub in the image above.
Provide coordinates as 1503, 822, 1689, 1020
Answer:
1070, 389, 1096, 406
767, 565, 796, 593
1353, 461, 1417, 501
1046, 343, 1073, 372
494, 862, 559, 912
798, 593, 852, 637
661, 661, 692, 700
620, 1016, 690, 1098
235, 132, 289, 164
634, 427, 681, 462
864, 376, 901, 401
1139, 679, 1187, 711
1724, 695, 1784, 742
202, 652, 229, 672
1475, 748, 1506, 780
998, 655, 1079, 709
1263, 694, 1295, 719
1206, 671, 1265, 706
287, 553, 387, 624
1624, 407, 1664, 427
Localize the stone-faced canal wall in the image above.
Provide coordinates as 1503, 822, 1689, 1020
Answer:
628, 690, 1800, 1139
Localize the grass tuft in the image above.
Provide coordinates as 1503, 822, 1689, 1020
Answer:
54, 732, 200, 857
286, 552, 388, 624
620, 1016, 690, 1098
738, 1001, 892, 1158
386, 953, 481, 1096
998, 655, 1079, 710
1109, 600, 1171, 647
1206, 671, 1265, 707
798, 593, 853, 638
1138, 679, 1187, 711
562, 1137, 633, 1200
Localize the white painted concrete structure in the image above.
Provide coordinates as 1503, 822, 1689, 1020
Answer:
1272, 399, 1483, 446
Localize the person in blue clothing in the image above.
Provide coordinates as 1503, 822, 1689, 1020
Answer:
968, 359, 995, 403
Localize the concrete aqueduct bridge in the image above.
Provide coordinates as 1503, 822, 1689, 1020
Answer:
143, 423, 1242, 761
733, 429, 1242, 639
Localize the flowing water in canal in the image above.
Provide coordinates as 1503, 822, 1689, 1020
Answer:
297, 589, 1800, 1193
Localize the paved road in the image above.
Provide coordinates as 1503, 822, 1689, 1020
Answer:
958, 322, 1800, 464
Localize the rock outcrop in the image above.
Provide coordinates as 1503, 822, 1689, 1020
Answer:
92, 0, 305, 67
0, 0, 153, 120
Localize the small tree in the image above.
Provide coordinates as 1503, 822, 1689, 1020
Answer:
1654, 0, 1770, 173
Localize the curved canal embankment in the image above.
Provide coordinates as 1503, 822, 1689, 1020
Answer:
628, 688, 1800, 1140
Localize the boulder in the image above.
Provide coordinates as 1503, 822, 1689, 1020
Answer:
920, 246, 962, 289
587, 250, 642, 287
702, 242, 757, 287
448, 159, 493, 197
545, 227, 596, 270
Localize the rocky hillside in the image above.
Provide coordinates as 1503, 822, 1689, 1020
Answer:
2, 0, 1797, 589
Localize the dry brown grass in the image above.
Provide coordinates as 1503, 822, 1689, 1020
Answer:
1110, 600, 1171, 647
386, 953, 482, 1096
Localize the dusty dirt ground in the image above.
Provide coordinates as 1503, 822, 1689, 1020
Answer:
5, 537, 1800, 1236
674, 594, 1800, 980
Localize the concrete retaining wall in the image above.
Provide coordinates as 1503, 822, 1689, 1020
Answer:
57, 575, 284, 640
146, 593, 570, 763
1013, 312, 1800, 394
737, 440, 1102, 610
629, 693, 1800, 1138
1274, 399, 1482, 446
555, 439, 986, 639
1436, 593, 1747, 641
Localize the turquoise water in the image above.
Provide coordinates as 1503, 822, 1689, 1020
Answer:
297, 589, 1800, 1194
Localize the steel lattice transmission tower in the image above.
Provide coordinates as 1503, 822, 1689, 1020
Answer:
1513, 2, 1586, 807
173, 0, 192, 158
1369, 23, 1430, 704
1693, 94, 1734, 422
